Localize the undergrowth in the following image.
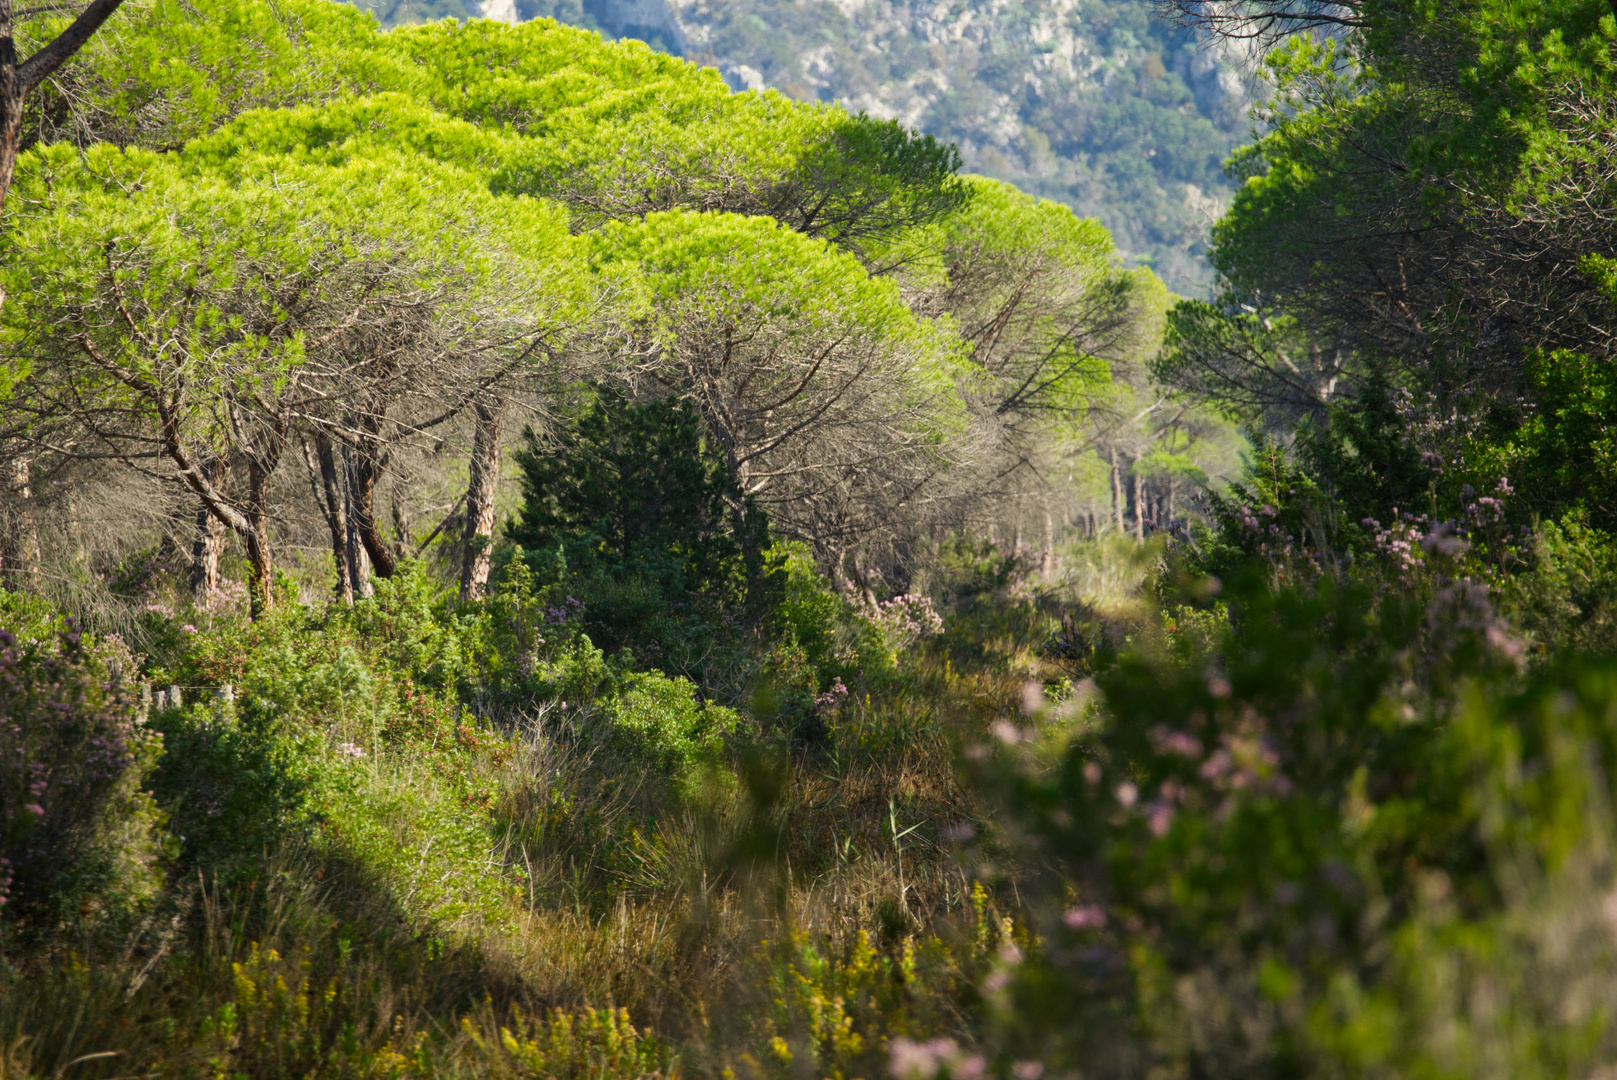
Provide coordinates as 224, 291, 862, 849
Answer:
11, 532, 1617, 1078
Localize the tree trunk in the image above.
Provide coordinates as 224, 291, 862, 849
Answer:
349, 416, 395, 579
189, 456, 228, 596
391, 493, 410, 550
313, 436, 352, 603
0, 68, 22, 226
459, 396, 505, 602
245, 460, 274, 615
1109, 445, 1125, 534
1133, 469, 1144, 542
343, 444, 372, 599
0, 0, 130, 218
156, 399, 281, 612
1, 456, 37, 590
1041, 500, 1055, 578
851, 548, 879, 608
1011, 488, 1023, 554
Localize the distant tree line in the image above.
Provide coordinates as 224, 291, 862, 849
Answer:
0, 0, 1234, 621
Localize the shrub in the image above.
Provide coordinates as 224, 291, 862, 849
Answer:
509, 390, 783, 697
607, 669, 738, 805
982, 566, 1617, 1078
510, 389, 764, 602
0, 623, 165, 924
463, 1005, 671, 1079
147, 702, 317, 876
1498, 511, 1617, 657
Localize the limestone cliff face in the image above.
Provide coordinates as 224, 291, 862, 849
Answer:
582, 0, 686, 54
473, 0, 685, 56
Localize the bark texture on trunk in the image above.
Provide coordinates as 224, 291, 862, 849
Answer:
1, 456, 37, 589
349, 414, 395, 579
154, 398, 282, 615
0, 61, 23, 224
1133, 470, 1144, 541
459, 397, 505, 602
189, 457, 228, 596
1109, 446, 1125, 534
313, 436, 352, 603
1041, 501, 1055, 578
852, 549, 879, 608
343, 444, 372, 599
245, 459, 276, 612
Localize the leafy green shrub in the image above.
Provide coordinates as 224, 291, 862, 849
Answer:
0, 590, 66, 648
345, 561, 473, 689
148, 703, 317, 876
774, 548, 848, 683
979, 564, 1617, 1077
512, 389, 761, 596
0, 623, 165, 924
755, 547, 913, 739
509, 389, 782, 696
1498, 511, 1617, 658
608, 669, 738, 805
1184, 440, 1352, 584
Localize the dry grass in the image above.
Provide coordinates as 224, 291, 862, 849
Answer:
0, 568, 1065, 1079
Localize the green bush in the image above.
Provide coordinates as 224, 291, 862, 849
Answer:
758, 546, 908, 735
607, 669, 738, 805
1498, 511, 1617, 658
147, 701, 317, 877
0, 623, 166, 926
980, 564, 1617, 1077
509, 389, 783, 697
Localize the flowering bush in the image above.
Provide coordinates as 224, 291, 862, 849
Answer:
978, 565, 1617, 1077
0, 622, 165, 923
870, 593, 945, 653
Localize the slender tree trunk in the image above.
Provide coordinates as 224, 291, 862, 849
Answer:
189, 456, 228, 596
459, 396, 505, 602
1167, 476, 1176, 527
1133, 469, 1144, 542
851, 548, 879, 607
1109, 446, 1125, 534
0, 64, 24, 223
1, 456, 37, 590
1041, 500, 1055, 578
245, 461, 274, 615
0, 0, 129, 218
348, 415, 395, 579
391, 493, 410, 550
312, 437, 353, 603
239, 416, 287, 617
343, 444, 372, 599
